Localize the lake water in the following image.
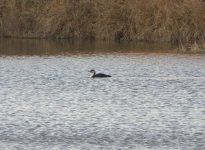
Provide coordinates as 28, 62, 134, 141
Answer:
0, 39, 205, 150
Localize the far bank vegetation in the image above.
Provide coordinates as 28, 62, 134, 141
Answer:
0, 0, 205, 45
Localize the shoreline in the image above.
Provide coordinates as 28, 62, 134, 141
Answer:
0, 38, 204, 55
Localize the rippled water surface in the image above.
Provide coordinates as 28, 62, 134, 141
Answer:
0, 39, 205, 150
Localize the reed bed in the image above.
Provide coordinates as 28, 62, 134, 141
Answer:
0, 0, 205, 43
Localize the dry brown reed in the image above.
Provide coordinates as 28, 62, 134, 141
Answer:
0, 0, 205, 43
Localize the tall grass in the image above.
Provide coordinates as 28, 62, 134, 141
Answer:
0, 0, 205, 43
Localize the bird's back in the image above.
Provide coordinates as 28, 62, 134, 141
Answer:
93, 73, 111, 78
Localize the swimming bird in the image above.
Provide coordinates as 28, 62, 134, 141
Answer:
89, 69, 111, 78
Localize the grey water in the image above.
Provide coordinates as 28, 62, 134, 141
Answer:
0, 39, 205, 150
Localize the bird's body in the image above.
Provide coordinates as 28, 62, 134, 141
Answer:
89, 69, 111, 78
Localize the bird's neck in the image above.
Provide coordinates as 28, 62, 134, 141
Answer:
90, 72, 96, 77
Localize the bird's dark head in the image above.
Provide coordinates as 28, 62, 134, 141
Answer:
89, 69, 96, 73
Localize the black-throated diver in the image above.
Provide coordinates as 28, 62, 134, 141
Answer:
89, 69, 111, 78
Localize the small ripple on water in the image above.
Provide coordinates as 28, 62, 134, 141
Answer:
0, 55, 205, 150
